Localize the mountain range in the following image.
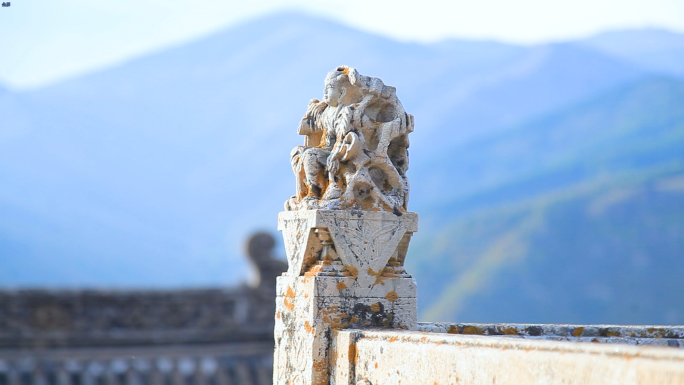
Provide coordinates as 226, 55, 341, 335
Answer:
1, 12, 683, 324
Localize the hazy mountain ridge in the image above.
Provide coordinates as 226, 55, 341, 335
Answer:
416, 75, 684, 215
578, 28, 684, 75
410, 76, 684, 323
418, 169, 684, 324
0, 10, 682, 319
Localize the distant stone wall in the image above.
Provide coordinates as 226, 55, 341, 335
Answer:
0, 287, 276, 385
0, 288, 271, 348
0, 232, 287, 385
0, 341, 274, 385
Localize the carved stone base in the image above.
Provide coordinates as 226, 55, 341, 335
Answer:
274, 210, 419, 385
274, 275, 416, 385
278, 210, 418, 291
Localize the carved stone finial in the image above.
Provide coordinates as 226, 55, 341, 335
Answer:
286, 65, 414, 212
274, 68, 418, 385
246, 231, 287, 290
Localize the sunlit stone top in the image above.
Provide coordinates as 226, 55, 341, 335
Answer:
286, 66, 414, 212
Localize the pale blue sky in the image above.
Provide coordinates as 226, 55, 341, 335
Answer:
1, 0, 683, 90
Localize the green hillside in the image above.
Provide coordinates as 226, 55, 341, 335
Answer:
409, 76, 684, 324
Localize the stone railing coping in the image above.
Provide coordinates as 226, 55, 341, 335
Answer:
333, 328, 684, 385
417, 322, 684, 348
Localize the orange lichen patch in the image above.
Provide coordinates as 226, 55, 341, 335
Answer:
350, 316, 359, 323
340, 67, 350, 75
385, 291, 398, 302
387, 257, 401, 267
367, 268, 387, 286
421, 337, 427, 342
349, 342, 357, 365
283, 286, 295, 310
312, 360, 328, 385
336, 282, 347, 290
572, 327, 584, 337
502, 327, 519, 335
330, 321, 347, 330
304, 321, 314, 334
276, 311, 281, 319
317, 129, 328, 148
375, 362, 378, 369
370, 303, 381, 312
447, 325, 459, 334
388, 336, 399, 343
305, 264, 325, 278
343, 265, 359, 279
321, 252, 335, 266
319, 307, 351, 329
461, 326, 483, 335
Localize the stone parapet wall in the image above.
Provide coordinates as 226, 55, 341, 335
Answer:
333, 329, 684, 385
0, 288, 274, 349
418, 322, 684, 348
0, 233, 287, 385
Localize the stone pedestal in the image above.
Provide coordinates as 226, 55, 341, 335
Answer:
274, 210, 418, 385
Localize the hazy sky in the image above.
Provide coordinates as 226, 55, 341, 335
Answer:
1, 0, 683, 90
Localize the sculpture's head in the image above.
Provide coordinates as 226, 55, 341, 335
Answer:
323, 66, 361, 107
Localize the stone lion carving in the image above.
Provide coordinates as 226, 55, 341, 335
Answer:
286, 66, 414, 212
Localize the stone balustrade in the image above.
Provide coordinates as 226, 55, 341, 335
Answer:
332, 328, 684, 385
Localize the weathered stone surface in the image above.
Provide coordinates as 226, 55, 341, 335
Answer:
274, 276, 416, 385
278, 210, 417, 291
417, 322, 684, 348
274, 67, 419, 385
286, 66, 414, 213
273, 211, 418, 385
334, 329, 684, 385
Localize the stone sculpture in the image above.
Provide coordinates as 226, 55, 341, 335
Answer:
275, 67, 419, 385
286, 66, 414, 212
